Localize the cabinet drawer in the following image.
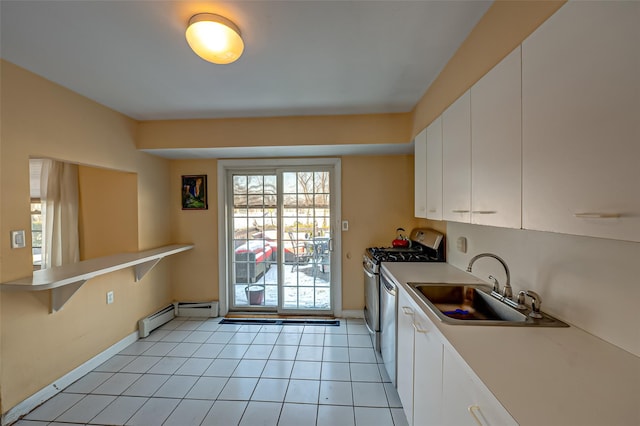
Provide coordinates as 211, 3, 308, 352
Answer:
442, 347, 516, 426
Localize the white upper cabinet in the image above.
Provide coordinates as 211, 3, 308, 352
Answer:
522, 1, 640, 242
471, 46, 522, 229
414, 128, 427, 218
426, 117, 443, 220
442, 90, 471, 223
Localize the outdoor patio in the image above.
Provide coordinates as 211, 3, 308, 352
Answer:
233, 261, 331, 310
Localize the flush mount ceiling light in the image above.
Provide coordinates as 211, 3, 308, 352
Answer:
185, 13, 244, 64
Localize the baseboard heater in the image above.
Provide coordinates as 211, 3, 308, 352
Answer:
174, 301, 219, 318
138, 304, 175, 338
219, 318, 340, 326
138, 301, 219, 338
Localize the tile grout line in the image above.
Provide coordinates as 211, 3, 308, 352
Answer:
19, 318, 400, 426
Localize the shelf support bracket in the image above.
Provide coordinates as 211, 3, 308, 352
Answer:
134, 258, 162, 282
51, 280, 87, 313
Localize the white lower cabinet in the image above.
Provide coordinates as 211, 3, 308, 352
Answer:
397, 290, 417, 425
442, 346, 517, 426
397, 287, 516, 426
397, 289, 444, 426
412, 306, 443, 425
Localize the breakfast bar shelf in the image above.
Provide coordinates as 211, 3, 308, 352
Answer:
0, 244, 194, 313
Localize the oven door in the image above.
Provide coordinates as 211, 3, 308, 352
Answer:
363, 260, 380, 350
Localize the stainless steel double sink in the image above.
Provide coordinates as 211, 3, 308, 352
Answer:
407, 283, 569, 327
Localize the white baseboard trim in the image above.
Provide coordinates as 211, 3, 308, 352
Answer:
341, 310, 364, 319
1, 331, 138, 426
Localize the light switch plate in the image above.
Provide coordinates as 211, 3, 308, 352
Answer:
341, 221, 349, 231
11, 230, 26, 249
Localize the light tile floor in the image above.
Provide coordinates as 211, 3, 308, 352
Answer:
16, 318, 409, 426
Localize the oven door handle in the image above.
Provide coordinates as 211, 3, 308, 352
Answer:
382, 282, 396, 297
364, 315, 376, 335
363, 266, 375, 279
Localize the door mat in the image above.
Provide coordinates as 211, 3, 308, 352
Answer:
219, 318, 340, 326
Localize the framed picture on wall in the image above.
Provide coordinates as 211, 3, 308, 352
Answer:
182, 175, 208, 210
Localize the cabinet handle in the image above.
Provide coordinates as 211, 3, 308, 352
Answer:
472, 210, 497, 215
412, 322, 428, 334
451, 209, 470, 213
574, 212, 621, 219
401, 306, 414, 316
428, 209, 437, 213
468, 405, 485, 426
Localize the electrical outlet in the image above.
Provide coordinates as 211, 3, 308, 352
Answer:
342, 220, 349, 231
106, 291, 114, 305
456, 237, 467, 253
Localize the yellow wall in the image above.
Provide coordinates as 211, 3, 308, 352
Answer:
0, 60, 172, 411
170, 160, 219, 302
411, 0, 565, 134
166, 156, 426, 312
341, 155, 427, 309
138, 113, 413, 150
0, 0, 566, 416
78, 165, 139, 259
135, 1, 565, 314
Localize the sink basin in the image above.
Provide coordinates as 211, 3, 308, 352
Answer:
408, 283, 569, 327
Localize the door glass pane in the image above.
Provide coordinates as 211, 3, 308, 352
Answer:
281, 171, 331, 311
229, 169, 332, 312
231, 174, 277, 309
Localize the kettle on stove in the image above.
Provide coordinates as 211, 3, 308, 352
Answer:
392, 227, 411, 248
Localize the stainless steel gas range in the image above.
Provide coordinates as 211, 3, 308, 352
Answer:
362, 228, 444, 383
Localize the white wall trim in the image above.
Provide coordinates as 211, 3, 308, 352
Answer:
1, 331, 138, 426
217, 158, 342, 316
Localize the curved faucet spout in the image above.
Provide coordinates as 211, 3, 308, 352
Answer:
466, 253, 512, 300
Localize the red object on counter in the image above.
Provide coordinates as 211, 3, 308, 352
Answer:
392, 239, 410, 247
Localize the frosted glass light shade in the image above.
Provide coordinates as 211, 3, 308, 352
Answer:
186, 13, 244, 64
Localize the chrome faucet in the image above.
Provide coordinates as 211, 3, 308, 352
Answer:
466, 253, 512, 300
519, 290, 543, 318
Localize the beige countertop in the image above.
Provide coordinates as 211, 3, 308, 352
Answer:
382, 262, 640, 426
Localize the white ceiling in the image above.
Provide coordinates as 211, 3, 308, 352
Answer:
1, 0, 491, 122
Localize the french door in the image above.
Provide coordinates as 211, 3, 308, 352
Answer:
227, 167, 334, 314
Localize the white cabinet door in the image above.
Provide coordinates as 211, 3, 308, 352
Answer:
397, 289, 416, 425
471, 46, 522, 229
442, 90, 472, 223
442, 347, 516, 426
412, 307, 443, 426
522, 1, 640, 242
426, 117, 443, 221
414, 128, 427, 219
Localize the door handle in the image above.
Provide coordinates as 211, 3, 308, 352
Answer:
574, 212, 620, 219
382, 284, 396, 296
412, 322, 428, 334
468, 405, 486, 426
363, 267, 375, 279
